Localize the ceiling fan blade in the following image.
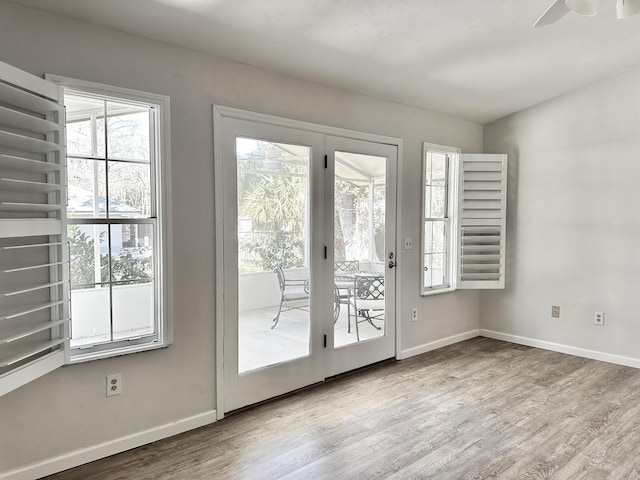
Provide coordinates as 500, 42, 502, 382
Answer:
534, 0, 571, 27
617, 0, 640, 18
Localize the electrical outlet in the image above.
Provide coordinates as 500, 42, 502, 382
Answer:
594, 311, 604, 326
106, 374, 122, 397
551, 305, 560, 318
404, 238, 413, 250
411, 308, 418, 322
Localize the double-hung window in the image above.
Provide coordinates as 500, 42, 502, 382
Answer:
0, 61, 171, 397
53, 76, 172, 361
422, 144, 457, 293
422, 142, 508, 295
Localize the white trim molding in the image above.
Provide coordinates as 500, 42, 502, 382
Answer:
398, 329, 480, 360
480, 329, 640, 369
0, 410, 217, 480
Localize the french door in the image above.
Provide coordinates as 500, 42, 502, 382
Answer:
216, 108, 397, 413
324, 136, 397, 377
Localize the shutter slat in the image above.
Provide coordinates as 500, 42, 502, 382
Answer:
461, 273, 501, 281
0, 338, 68, 368
4, 261, 66, 273
464, 172, 502, 181
1, 300, 66, 321
462, 199, 501, 210
463, 235, 501, 244
0, 105, 61, 134
0, 219, 61, 238
462, 264, 501, 272
464, 162, 502, 172
4, 280, 67, 297
462, 245, 501, 252
464, 181, 502, 191
0, 320, 68, 344
0, 129, 62, 154
0, 178, 61, 193
462, 254, 501, 261
0, 80, 62, 115
462, 209, 502, 219
0, 153, 62, 173
463, 190, 501, 200
0, 202, 62, 213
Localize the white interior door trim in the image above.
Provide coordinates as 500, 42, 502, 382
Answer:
213, 105, 403, 420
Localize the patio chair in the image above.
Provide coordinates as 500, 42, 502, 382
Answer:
334, 260, 359, 331
334, 260, 359, 276
348, 275, 384, 341
272, 265, 309, 329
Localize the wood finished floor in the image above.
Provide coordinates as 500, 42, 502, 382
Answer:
44, 338, 640, 479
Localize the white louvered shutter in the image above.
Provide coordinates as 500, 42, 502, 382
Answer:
0, 60, 69, 397
456, 154, 507, 289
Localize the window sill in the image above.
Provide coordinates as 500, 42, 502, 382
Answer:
421, 286, 456, 297
68, 341, 170, 364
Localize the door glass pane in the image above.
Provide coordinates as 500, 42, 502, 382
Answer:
334, 151, 386, 347
236, 138, 310, 373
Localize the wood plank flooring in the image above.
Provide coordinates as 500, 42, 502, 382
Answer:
44, 338, 640, 479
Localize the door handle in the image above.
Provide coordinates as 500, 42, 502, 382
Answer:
388, 260, 396, 269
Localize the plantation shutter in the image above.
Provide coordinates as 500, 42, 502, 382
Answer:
0, 60, 69, 397
456, 154, 507, 289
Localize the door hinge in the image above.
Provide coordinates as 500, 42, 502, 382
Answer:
324, 334, 327, 348
324, 155, 328, 169
324, 246, 327, 259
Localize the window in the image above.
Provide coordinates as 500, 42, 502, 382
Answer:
52, 76, 172, 361
422, 143, 458, 294
0, 61, 173, 397
421, 143, 508, 295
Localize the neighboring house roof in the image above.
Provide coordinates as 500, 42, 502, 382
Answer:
67, 185, 140, 215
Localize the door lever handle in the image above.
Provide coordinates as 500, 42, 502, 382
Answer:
388, 260, 396, 269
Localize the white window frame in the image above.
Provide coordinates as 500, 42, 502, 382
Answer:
46, 75, 173, 362
421, 142, 460, 296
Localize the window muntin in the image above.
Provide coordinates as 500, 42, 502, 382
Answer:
64, 88, 164, 356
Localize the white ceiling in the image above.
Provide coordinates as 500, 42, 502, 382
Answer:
9, 0, 640, 123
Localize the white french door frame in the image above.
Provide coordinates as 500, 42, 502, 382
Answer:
213, 106, 403, 419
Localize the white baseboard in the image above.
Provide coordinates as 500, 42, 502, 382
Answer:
480, 329, 640, 369
0, 409, 217, 480
398, 329, 480, 360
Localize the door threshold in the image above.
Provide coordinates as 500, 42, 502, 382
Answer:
225, 357, 396, 418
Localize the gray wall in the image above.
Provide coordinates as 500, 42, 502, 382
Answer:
0, 1, 482, 471
482, 66, 640, 360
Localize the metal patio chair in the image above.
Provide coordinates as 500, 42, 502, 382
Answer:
348, 275, 384, 341
272, 265, 309, 329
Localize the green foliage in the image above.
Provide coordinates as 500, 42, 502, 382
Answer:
237, 141, 307, 273
68, 225, 100, 285
110, 248, 152, 282
68, 225, 152, 286
240, 231, 304, 274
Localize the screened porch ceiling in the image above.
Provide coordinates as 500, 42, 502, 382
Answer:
272, 142, 386, 187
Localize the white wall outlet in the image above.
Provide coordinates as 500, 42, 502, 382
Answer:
411, 308, 418, 322
106, 373, 122, 397
404, 237, 413, 250
594, 311, 604, 326
551, 305, 560, 318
